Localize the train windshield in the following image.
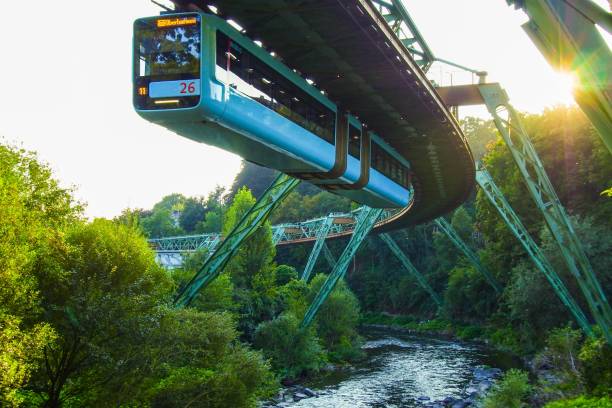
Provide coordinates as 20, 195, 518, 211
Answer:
135, 15, 201, 78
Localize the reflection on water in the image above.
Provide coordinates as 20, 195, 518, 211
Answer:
286, 328, 520, 408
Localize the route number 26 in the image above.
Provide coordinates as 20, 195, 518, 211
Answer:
179, 82, 196, 94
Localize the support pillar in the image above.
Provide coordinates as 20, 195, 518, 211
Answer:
477, 165, 593, 337
434, 217, 502, 294
301, 216, 334, 282
379, 233, 443, 306
479, 84, 611, 342
301, 207, 383, 327
174, 174, 300, 307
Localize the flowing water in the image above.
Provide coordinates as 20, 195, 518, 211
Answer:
284, 327, 521, 408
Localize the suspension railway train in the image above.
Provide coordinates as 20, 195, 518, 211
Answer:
133, 2, 475, 228
134, 12, 412, 208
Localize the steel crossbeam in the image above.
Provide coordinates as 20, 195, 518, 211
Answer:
476, 165, 593, 337
174, 173, 300, 307
301, 207, 384, 327
479, 83, 611, 342
149, 233, 220, 252
301, 216, 335, 282
371, 0, 435, 71
434, 217, 502, 294
322, 243, 337, 268
379, 233, 443, 306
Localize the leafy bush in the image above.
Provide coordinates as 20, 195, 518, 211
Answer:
308, 275, 363, 361
544, 396, 612, 407
144, 308, 277, 408
482, 369, 532, 408
253, 313, 326, 379
578, 331, 612, 396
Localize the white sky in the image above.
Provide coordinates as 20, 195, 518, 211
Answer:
0, 0, 603, 219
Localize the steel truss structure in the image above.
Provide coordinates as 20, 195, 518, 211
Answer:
379, 233, 443, 306
434, 218, 502, 294
476, 164, 593, 337
478, 83, 611, 342
301, 207, 384, 327
174, 173, 300, 307
370, 0, 435, 71
507, 0, 612, 153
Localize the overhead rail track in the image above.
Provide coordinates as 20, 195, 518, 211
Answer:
142, 1, 607, 340
170, 0, 475, 229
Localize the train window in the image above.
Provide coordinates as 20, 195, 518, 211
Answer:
135, 16, 201, 78
372, 142, 410, 188
215, 31, 335, 144
133, 14, 201, 110
348, 124, 361, 159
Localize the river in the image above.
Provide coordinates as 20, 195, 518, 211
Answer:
279, 327, 521, 408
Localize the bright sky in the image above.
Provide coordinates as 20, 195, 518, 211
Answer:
0, 0, 600, 219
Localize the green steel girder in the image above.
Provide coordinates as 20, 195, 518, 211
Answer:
322, 243, 337, 268
370, 0, 436, 71
174, 173, 300, 307
149, 232, 220, 252
434, 217, 503, 294
507, 0, 612, 153
301, 216, 334, 282
301, 207, 384, 328
479, 83, 611, 342
379, 233, 443, 306
476, 164, 593, 337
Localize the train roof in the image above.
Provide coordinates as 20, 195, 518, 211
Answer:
171, 0, 475, 228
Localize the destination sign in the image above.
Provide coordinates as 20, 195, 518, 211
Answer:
157, 17, 198, 28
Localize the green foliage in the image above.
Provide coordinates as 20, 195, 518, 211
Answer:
275, 265, 298, 286
253, 313, 326, 379
31, 219, 174, 407
308, 275, 363, 361
0, 144, 79, 406
173, 249, 237, 313
544, 396, 612, 408
143, 308, 276, 408
578, 331, 612, 396
482, 369, 532, 408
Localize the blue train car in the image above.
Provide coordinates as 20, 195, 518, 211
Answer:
133, 12, 414, 208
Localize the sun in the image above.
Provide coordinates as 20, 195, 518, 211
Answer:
550, 71, 578, 106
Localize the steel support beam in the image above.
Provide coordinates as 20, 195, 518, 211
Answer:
507, 0, 612, 153
479, 83, 611, 342
379, 233, 443, 306
434, 217, 503, 294
476, 165, 593, 337
322, 243, 337, 268
174, 173, 300, 307
301, 216, 334, 282
371, 0, 435, 71
301, 207, 383, 327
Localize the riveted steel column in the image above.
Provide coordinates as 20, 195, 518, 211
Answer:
322, 242, 337, 268
380, 233, 443, 306
479, 83, 610, 342
301, 216, 334, 282
301, 207, 383, 327
174, 173, 300, 308
434, 217, 502, 294
476, 165, 593, 337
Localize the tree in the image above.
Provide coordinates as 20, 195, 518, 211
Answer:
179, 197, 206, 233
308, 275, 363, 361
0, 144, 79, 406
253, 313, 325, 379
31, 219, 173, 407
142, 308, 276, 408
